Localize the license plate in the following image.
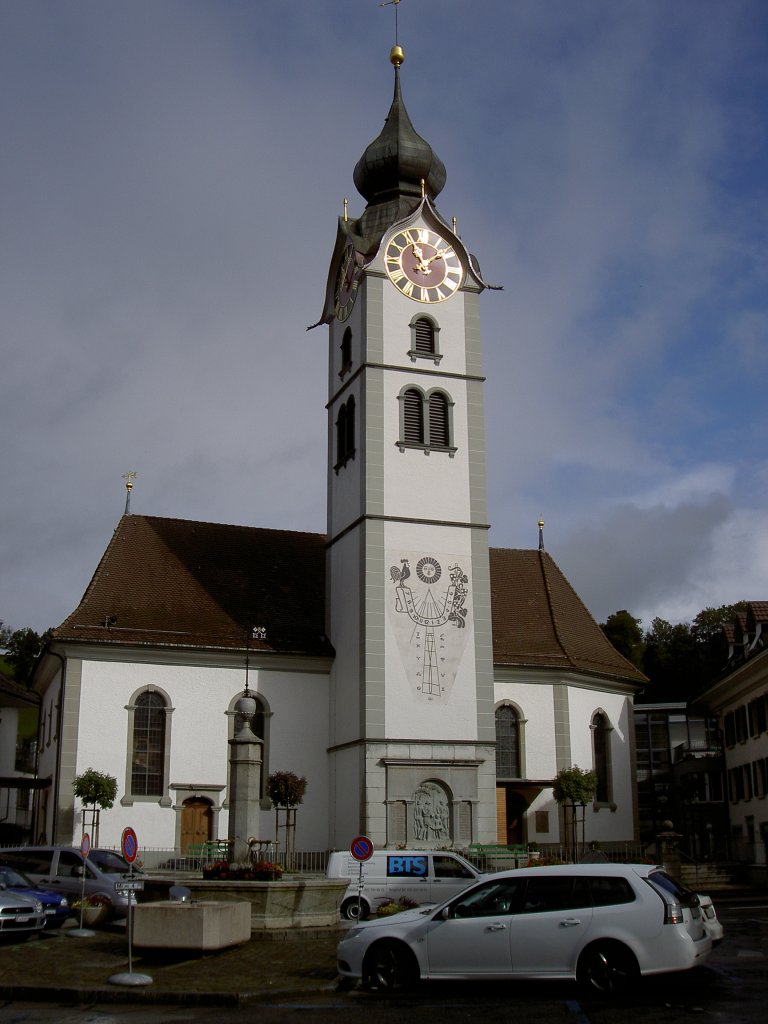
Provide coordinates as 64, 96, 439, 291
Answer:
45, 909, 56, 915
16, 916, 30, 923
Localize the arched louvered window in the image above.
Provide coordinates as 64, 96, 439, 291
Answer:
414, 317, 435, 355
403, 388, 425, 444
496, 705, 521, 779
428, 391, 449, 447
592, 712, 611, 803
131, 692, 167, 797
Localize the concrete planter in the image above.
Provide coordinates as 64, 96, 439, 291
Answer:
142, 877, 349, 931
133, 900, 251, 951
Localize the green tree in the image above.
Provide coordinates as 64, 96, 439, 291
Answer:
600, 610, 644, 669
1, 626, 52, 683
73, 768, 118, 846
552, 766, 597, 858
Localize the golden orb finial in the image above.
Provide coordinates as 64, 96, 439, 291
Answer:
390, 44, 405, 67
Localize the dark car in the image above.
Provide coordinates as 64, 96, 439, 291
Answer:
0, 863, 70, 929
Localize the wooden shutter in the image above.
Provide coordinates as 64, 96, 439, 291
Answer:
428, 391, 449, 446
403, 389, 424, 443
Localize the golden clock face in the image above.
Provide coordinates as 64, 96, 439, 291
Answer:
385, 228, 463, 303
334, 243, 359, 321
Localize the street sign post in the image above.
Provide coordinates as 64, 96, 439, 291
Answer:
67, 833, 94, 939
109, 827, 152, 988
350, 836, 374, 918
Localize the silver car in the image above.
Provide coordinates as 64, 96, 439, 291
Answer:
337, 863, 712, 994
0, 846, 141, 914
0, 888, 45, 939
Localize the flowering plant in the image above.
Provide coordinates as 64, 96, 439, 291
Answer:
202, 860, 283, 881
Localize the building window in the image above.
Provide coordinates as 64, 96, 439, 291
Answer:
335, 395, 355, 471
496, 705, 521, 779
592, 711, 611, 804
131, 691, 167, 797
408, 315, 442, 364
340, 327, 352, 376
397, 386, 456, 454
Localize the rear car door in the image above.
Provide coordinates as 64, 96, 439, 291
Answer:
509, 875, 593, 975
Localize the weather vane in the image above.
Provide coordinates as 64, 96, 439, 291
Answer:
380, 0, 404, 46
122, 470, 137, 515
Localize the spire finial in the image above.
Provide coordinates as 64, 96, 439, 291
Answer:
538, 517, 545, 551
381, 0, 405, 64
122, 471, 137, 515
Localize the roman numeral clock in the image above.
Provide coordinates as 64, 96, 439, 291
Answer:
385, 227, 464, 303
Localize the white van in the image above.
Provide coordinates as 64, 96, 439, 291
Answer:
327, 849, 482, 920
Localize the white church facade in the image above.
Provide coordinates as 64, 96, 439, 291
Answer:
29, 47, 644, 857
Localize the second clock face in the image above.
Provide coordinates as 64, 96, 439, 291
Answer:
385, 228, 463, 303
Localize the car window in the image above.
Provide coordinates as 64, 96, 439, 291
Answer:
433, 855, 475, 879
0, 865, 32, 887
449, 878, 522, 918
589, 876, 636, 906
647, 869, 696, 907
0, 850, 53, 874
520, 876, 592, 913
56, 850, 85, 877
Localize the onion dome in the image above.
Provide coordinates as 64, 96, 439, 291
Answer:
353, 47, 446, 208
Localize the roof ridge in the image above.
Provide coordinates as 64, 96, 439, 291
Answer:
536, 550, 577, 671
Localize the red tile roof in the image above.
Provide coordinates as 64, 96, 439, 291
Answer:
53, 516, 644, 684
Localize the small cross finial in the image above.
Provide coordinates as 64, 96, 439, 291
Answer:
380, 0, 404, 49
122, 471, 137, 515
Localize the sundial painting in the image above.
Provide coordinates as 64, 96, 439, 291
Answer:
388, 551, 472, 704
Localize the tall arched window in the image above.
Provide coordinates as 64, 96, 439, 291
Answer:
403, 388, 425, 444
592, 711, 611, 803
131, 692, 166, 797
495, 705, 521, 779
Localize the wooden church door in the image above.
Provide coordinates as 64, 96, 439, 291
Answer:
180, 798, 212, 852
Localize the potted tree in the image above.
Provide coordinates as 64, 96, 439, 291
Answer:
73, 768, 117, 846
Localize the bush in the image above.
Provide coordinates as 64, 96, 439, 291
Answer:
375, 896, 419, 916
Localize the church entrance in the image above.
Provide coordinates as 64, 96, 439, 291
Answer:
496, 786, 527, 845
180, 798, 213, 853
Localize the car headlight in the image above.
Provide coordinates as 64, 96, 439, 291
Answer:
34, 901, 43, 913
60, 897, 69, 908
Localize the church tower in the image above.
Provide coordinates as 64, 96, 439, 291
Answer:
317, 47, 497, 849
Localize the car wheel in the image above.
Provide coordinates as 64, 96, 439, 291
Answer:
363, 940, 419, 991
341, 897, 368, 921
577, 941, 639, 996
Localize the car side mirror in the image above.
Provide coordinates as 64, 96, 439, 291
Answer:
440, 906, 452, 920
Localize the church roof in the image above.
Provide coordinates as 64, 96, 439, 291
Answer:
52, 515, 643, 686
490, 548, 645, 684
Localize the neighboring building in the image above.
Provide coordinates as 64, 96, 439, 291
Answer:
694, 602, 768, 879
0, 670, 42, 844
28, 47, 644, 856
633, 689, 726, 858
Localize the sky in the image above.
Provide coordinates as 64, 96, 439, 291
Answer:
1, 0, 767, 637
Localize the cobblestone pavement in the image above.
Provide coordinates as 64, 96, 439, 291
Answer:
0, 922, 343, 1006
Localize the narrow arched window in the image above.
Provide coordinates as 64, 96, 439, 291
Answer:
496, 705, 521, 779
414, 317, 435, 355
340, 327, 352, 374
428, 391, 449, 447
592, 712, 610, 803
335, 396, 355, 470
131, 692, 166, 797
403, 388, 424, 444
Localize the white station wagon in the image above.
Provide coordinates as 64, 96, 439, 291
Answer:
336, 863, 714, 994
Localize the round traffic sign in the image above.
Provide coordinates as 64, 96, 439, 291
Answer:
121, 826, 139, 864
350, 835, 374, 862
81, 832, 91, 859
